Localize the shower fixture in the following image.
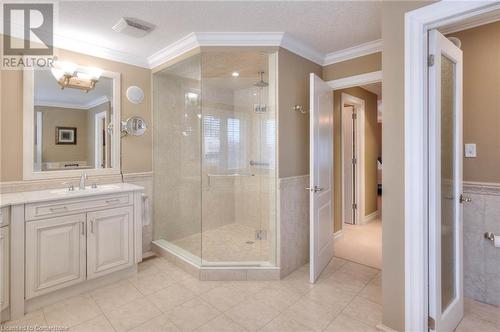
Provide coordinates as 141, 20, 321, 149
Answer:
254, 71, 269, 87
254, 71, 268, 113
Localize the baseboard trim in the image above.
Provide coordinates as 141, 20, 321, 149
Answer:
361, 210, 380, 224
333, 230, 343, 240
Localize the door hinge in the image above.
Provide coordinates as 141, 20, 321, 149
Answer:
352, 203, 357, 210
352, 112, 357, 120
428, 54, 435, 67
352, 157, 357, 165
428, 316, 435, 330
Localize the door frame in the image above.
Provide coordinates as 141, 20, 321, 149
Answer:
327, 71, 381, 234
340, 93, 365, 227
405, 2, 500, 331
94, 111, 107, 168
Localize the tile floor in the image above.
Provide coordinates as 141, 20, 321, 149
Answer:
334, 218, 382, 269
2, 255, 499, 331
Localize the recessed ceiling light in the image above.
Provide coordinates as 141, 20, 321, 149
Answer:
232, 72, 239, 77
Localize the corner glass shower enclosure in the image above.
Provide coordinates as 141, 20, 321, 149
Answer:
153, 49, 277, 267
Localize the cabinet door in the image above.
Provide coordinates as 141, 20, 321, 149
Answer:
26, 214, 86, 299
87, 206, 133, 280
0, 226, 9, 311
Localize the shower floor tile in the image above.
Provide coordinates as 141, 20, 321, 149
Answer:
171, 223, 270, 263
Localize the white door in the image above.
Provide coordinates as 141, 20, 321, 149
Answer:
343, 105, 355, 225
428, 29, 463, 332
25, 214, 86, 299
87, 206, 133, 280
309, 73, 334, 283
0, 226, 9, 311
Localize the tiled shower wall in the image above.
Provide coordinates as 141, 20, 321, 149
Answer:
463, 183, 500, 307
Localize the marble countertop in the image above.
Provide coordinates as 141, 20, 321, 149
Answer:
0, 183, 144, 207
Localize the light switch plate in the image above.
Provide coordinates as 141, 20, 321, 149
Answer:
465, 143, 477, 158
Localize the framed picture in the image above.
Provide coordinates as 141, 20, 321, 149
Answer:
55, 127, 77, 145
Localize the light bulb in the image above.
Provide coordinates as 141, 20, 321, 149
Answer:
231, 72, 239, 77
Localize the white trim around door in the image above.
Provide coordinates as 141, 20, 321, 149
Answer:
340, 93, 366, 228
405, 2, 500, 331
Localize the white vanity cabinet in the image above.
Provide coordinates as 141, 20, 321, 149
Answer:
1, 183, 144, 321
87, 206, 134, 280
25, 214, 87, 299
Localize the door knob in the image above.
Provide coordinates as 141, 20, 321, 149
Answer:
460, 194, 472, 204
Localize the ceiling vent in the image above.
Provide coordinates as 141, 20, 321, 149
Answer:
112, 17, 155, 37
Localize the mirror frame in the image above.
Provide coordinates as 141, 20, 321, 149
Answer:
23, 68, 122, 180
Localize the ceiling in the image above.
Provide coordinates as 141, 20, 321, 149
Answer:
360, 82, 382, 99
51, 1, 381, 67
34, 70, 113, 109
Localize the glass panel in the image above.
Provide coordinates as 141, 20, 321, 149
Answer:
152, 54, 202, 265
200, 50, 277, 265
441, 54, 456, 312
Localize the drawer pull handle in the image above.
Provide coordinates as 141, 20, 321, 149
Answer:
49, 206, 68, 212
105, 199, 121, 204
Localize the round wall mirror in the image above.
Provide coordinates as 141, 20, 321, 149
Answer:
126, 86, 144, 104
122, 116, 148, 136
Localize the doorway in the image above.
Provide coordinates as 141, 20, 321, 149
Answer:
333, 83, 382, 270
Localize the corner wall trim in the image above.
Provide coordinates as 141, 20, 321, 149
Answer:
323, 39, 382, 66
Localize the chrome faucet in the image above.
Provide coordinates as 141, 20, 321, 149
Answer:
79, 173, 88, 190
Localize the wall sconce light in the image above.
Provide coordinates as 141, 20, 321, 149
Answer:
51, 61, 103, 92
292, 105, 308, 114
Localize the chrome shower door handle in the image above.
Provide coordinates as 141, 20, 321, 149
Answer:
305, 186, 324, 193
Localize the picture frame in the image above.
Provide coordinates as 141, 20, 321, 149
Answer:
55, 127, 77, 145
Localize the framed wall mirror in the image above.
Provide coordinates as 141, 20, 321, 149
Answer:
23, 67, 121, 179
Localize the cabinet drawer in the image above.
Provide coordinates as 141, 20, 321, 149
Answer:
25, 192, 133, 221
0, 206, 10, 227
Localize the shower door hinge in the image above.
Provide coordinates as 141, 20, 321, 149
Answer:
428, 54, 435, 67
428, 316, 435, 330
255, 230, 267, 241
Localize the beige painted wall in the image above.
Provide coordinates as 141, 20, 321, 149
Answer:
323, 52, 381, 81
278, 48, 322, 178
449, 22, 500, 183
381, 1, 431, 330
332, 87, 379, 233
35, 106, 89, 163
0, 48, 152, 181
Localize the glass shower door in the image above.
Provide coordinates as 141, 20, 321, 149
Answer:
200, 50, 277, 266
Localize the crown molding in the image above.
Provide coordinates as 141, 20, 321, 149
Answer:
147, 32, 325, 68
323, 39, 382, 66
280, 33, 325, 65
35, 95, 109, 110
50, 31, 381, 70
147, 33, 199, 69
53, 33, 151, 69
